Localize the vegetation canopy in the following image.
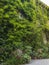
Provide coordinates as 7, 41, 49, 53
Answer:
0, 0, 49, 65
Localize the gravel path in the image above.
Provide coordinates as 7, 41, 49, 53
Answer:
25, 59, 49, 65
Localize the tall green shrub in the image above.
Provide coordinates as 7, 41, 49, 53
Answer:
0, 0, 49, 65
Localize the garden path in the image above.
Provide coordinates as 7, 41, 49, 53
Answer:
25, 59, 49, 65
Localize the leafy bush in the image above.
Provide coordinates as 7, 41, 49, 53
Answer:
22, 54, 31, 63
0, 0, 49, 65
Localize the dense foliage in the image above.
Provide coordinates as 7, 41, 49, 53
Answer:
0, 0, 49, 65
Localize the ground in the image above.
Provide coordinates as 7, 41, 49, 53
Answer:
25, 59, 49, 65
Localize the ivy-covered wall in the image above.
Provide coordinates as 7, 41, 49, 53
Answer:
0, 0, 49, 65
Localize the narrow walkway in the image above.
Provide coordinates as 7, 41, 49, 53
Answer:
25, 59, 49, 65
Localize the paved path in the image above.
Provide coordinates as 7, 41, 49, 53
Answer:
25, 59, 49, 65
